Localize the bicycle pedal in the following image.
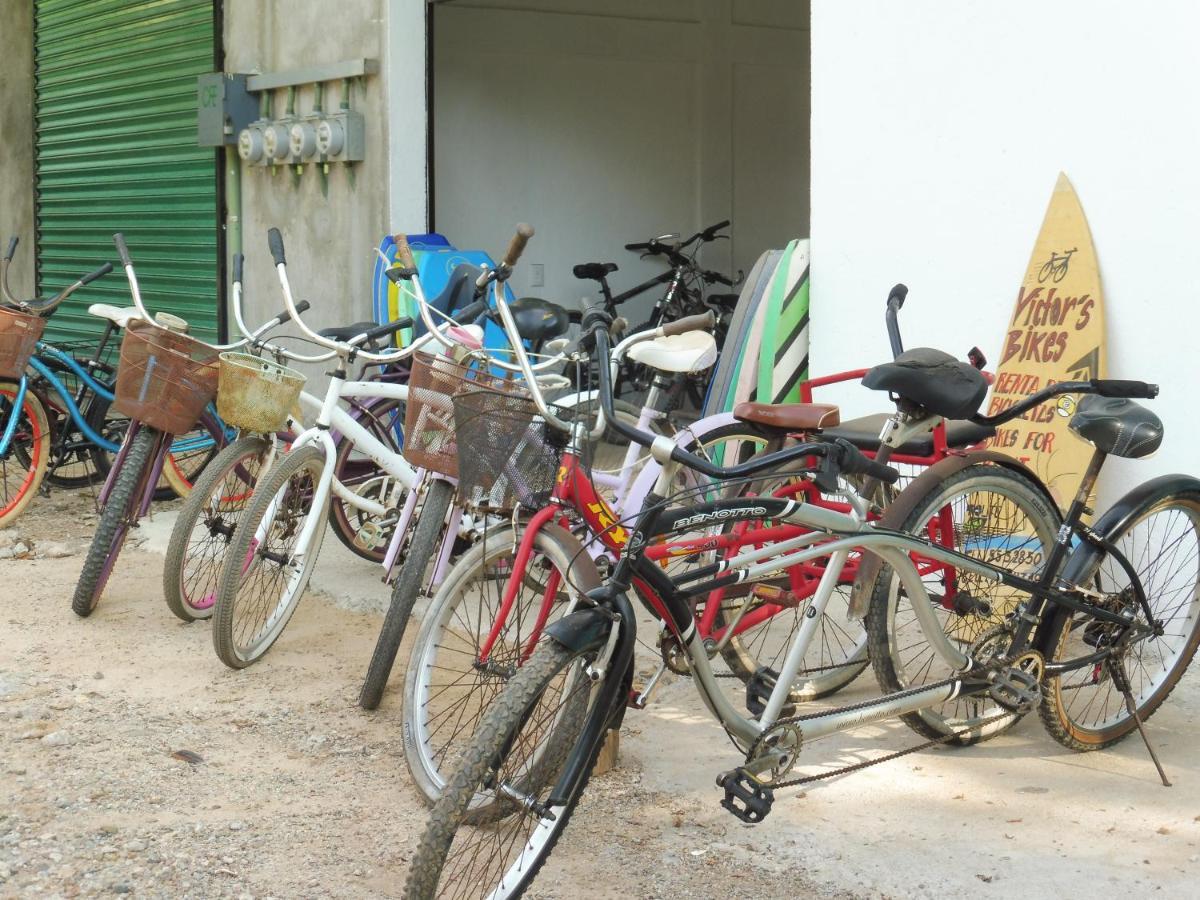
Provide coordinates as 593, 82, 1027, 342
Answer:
745, 666, 795, 718
717, 768, 774, 824
988, 662, 1042, 714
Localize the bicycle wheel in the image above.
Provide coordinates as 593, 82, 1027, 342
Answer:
329, 397, 405, 563
359, 476, 455, 710
158, 414, 224, 499
866, 462, 1060, 743
163, 435, 273, 623
1040, 492, 1200, 750
405, 639, 604, 899
211, 444, 328, 668
402, 523, 601, 806
33, 358, 113, 489
71, 426, 162, 617
0, 382, 50, 528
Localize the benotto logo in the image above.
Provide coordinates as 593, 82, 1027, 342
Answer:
675, 507, 768, 530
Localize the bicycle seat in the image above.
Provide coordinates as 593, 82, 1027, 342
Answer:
507, 297, 571, 343
627, 331, 718, 374
573, 262, 618, 281
1069, 395, 1163, 459
87, 303, 142, 330
862, 348, 988, 420
319, 321, 381, 342
822, 413, 995, 455
733, 402, 840, 432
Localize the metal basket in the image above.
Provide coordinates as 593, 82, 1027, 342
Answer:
452, 387, 565, 511
113, 320, 219, 435
217, 352, 306, 433
0, 308, 46, 379
402, 352, 510, 478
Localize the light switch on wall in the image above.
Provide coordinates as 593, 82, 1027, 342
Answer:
531, 263, 544, 288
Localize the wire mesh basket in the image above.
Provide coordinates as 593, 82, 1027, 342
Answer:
217, 352, 306, 433
114, 320, 219, 435
402, 352, 512, 478
452, 387, 565, 511
0, 308, 46, 379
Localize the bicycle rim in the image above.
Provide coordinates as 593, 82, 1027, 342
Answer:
0, 383, 48, 527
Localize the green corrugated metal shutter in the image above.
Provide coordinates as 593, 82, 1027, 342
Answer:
34, 0, 219, 344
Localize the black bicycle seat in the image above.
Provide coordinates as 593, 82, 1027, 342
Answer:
1069, 395, 1163, 459
861, 348, 988, 420
319, 321, 380, 342
507, 297, 571, 343
573, 262, 618, 281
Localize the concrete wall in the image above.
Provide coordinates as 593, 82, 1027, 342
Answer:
811, 0, 1200, 499
0, 3, 35, 300
432, 0, 808, 321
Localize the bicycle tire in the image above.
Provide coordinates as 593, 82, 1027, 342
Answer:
70, 426, 161, 617
359, 476, 455, 710
401, 522, 602, 808
405, 640, 604, 899
211, 443, 328, 669
865, 462, 1060, 743
1039, 491, 1200, 750
328, 397, 405, 563
163, 435, 272, 623
157, 413, 224, 500
0, 382, 50, 529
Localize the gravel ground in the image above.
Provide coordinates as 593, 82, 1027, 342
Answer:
3, 488, 1199, 899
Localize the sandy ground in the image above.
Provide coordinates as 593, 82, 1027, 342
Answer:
3, 491, 1199, 899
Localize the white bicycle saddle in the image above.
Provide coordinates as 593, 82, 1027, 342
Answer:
87, 303, 142, 330
627, 330, 719, 374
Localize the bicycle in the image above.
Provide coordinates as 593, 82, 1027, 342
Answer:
405, 299, 1192, 898
1037, 246, 1078, 283
69, 233, 305, 618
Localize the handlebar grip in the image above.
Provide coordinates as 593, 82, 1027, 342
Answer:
502, 223, 535, 268
272, 298, 311, 324
394, 233, 416, 270
701, 219, 731, 239
887, 283, 908, 310
662, 310, 717, 337
703, 269, 734, 287
232, 254, 244, 284
79, 262, 113, 286
4, 237, 17, 262
361, 317, 413, 344
831, 438, 900, 485
623, 242, 651, 252
268, 228, 286, 266
113, 233, 132, 267
454, 299, 487, 322
1091, 379, 1159, 400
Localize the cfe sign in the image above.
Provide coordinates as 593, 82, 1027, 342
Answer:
986, 173, 1107, 509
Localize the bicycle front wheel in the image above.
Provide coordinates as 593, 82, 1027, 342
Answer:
71, 426, 162, 617
1040, 491, 1200, 750
163, 435, 273, 623
866, 462, 1060, 743
402, 523, 601, 807
0, 382, 49, 528
211, 444, 328, 668
405, 639, 603, 900
329, 397, 405, 563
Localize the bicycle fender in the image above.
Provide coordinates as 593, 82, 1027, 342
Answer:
1057, 473, 1200, 586
543, 607, 615, 654
847, 450, 1060, 620
624, 411, 744, 512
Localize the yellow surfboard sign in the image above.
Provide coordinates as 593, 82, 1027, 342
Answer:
985, 173, 1106, 509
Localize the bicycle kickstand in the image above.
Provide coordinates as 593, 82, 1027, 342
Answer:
1112, 658, 1172, 787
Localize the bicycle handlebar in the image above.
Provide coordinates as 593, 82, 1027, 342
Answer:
502, 223, 534, 269
970, 378, 1159, 428
886, 284, 907, 359
662, 310, 716, 336
4, 237, 16, 263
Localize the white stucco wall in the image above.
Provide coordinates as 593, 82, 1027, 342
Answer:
810, 0, 1200, 497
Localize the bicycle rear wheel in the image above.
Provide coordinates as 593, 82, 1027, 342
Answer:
211, 444, 328, 668
0, 382, 49, 528
163, 435, 273, 623
405, 639, 603, 899
1040, 491, 1200, 750
71, 425, 162, 617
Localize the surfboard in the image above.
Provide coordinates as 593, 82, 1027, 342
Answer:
986, 173, 1107, 509
702, 247, 780, 417
755, 239, 810, 405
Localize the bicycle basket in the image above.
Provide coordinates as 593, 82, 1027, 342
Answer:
402, 352, 512, 478
216, 352, 306, 433
0, 308, 46, 379
452, 387, 564, 511
113, 320, 219, 435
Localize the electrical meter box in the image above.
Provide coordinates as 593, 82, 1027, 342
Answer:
197, 73, 258, 146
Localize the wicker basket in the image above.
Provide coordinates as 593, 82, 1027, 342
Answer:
113, 320, 219, 435
217, 352, 306, 433
452, 387, 564, 510
402, 352, 511, 478
0, 308, 46, 379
